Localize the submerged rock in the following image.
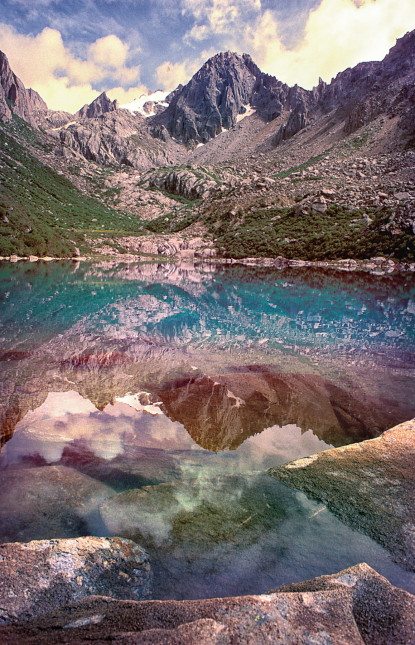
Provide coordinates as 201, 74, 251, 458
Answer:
0, 536, 152, 624
0, 465, 114, 543
1, 564, 413, 643
269, 419, 415, 570
99, 477, 287, 552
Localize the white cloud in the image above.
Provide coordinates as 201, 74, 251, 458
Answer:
181, 0, 415, 89
0, 23, 143, 112
156, 60, 193, 90
155, 48, 216, 90
89, 34, 129, 69
243, 0, 415, 88
106, 84, 150, 104
183, 0, 261, 43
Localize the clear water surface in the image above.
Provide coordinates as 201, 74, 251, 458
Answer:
0, 260, 414, 598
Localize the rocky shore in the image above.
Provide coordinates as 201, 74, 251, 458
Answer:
0, 420, 413, 642
0, 537, 152, 624
0, 556, 413, 644
1, 252, 414, 275
270, 420, 415, 571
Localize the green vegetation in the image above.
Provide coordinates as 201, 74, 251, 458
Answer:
273, 152, 329, 179
147, 186, 199, 206
206, 205, 415, 261
340, 128, 372, 152
1, 118, 412, 263
146, 206, 200, 234
199, 166, 221, 183
0, 121, 144, 256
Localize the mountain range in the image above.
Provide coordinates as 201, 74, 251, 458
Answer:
0, 31, 414, 263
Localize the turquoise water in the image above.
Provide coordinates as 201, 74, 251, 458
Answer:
1, 261, 414, 355
0, 260, 414, 598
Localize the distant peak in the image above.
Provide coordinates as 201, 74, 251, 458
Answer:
203, 51, 253, 66
121, 89, 170, 117
96, 91, 110, 101
77, 91, 117, 119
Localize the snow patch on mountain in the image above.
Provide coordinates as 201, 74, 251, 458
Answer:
236, 104, 256, 122
122, 90, 169, 117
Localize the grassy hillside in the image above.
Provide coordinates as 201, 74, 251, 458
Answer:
0, 119, 144, 256
1, 118, 413, 262
204, 205, 415, 261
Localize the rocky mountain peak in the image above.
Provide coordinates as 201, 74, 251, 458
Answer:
0, 50, 47, 126
77, 91, 118, 119
26, 88, 48, 113
386, 29, 415, 61
155, 51, 263, 144
199, 50, 258, 73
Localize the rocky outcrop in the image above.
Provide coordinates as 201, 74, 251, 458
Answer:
250, 72, 292, 121
38, 109, 74, 129
275, 563, 415, 645
275, 95, 309, 143
1, 564, 413, 643
59, 109, 183, 169
334, 30, 415, 137
0, 50, 47, 126
270, 419, 415, 570
274, 29, 415, 146
91, 232, 217, 257
141, 166, 218, 199
76, 92, 117, 119
25, 88, 47, 114
0, 537, 151, 624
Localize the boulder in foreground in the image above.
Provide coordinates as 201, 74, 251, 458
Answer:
0, 564, 413, 643
0, 537, 152, 624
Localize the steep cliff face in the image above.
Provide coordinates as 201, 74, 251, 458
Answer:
25, 88, 48, 114
155, 52, 311, 145
274, 29, 415, 145
0, 51, 47, 126
157, 52, 261, 144
156, 31, 415, 148
251, 73, 303, 121
338, 29, 415, 139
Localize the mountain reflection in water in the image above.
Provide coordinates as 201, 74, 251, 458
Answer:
0, 260, 414, 598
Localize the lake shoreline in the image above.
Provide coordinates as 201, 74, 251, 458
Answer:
1, 252, 414, 274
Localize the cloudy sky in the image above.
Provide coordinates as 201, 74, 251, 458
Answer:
0, 0, 414, 112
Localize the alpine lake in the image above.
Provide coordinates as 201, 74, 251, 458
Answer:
0, 259, 414, 599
